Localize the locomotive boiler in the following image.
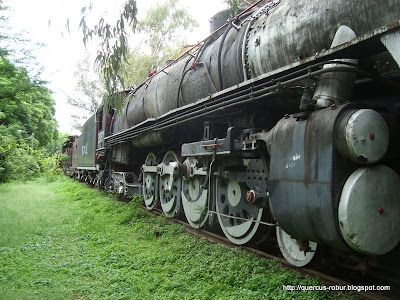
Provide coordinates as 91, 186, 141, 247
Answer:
67, 0, 400, 268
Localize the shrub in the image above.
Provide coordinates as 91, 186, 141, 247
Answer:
39, 154, 68, 182
0, 133, 41, 182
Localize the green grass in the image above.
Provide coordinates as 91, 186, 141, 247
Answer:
0, 177, 347, 299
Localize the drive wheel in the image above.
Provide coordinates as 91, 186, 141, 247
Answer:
181, 158, 209, 228
143, 152, 158, 210
159, 151, 181, 217
276, 226, 317, 267
215, 176, 264, 245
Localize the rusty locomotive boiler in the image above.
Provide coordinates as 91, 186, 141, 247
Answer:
66, 0, 400, 268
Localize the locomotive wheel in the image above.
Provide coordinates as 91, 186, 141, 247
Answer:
181, 158, 209, 228
215, 176, 264, 245
159, 151, 181, 218
116, 182, 124, 195
143, 152, 158, 210
276, 226, 317, 267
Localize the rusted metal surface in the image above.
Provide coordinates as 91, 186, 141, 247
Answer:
120, 0, 269, 135
246, 0, 400, 78
265, 105, 348, 247
105, 19, 400, 147
71, 1, 400, 293
118, 0, 400, 146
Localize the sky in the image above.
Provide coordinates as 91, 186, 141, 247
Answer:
2, 0, 228, 134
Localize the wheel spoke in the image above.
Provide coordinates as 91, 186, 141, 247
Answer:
181, 158, 209, 228
159, 151, 181, 218
215, 176, 264, 245
276, 226, 317, 267
142, 153, 158, 210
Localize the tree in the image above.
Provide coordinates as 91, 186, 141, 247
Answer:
78, 0, 198, 101
66, 54, 105, 129
225, 0, 261, 15
0, 52, 57, 147
0, 1, 47, 81
79, 0, 137, 109
137, 0, 198, 67
123, 0, 198, 86
0, 51, 58, 182
122, 50, 156, 86
0, 0, 7, 41
0, 1, 65, 182
44, 131, 72, 157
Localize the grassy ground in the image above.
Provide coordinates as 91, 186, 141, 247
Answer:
0, 177, 347, 299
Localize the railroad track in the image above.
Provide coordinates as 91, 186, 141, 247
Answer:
146, 208, 394, 300
82, 181, 396, 299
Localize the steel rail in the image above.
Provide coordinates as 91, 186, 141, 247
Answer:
79, 180, 395, 299
146, 208, 393, 300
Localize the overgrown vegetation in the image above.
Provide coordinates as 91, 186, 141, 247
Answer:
0, 178, 348, 299
0, 0, 67, 183
0, 49, 67, 182
40, 153, 70, 182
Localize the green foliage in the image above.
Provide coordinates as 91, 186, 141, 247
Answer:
0, 52, 58, 147
123, 0, 198, 86
225, 0, 242, 15
137, 0, 198, 65
0, 1, 8, 32
0, 179, 349, 299
0, 131, 66, 182
2, 147, 40, 181
43, 132, 71, 157
0, 127, 40, 182
79, 0, 137, 111
39, 153, 68, 182
123, 47, 179, 86
0, 51, 60, 182
225, 0, 260, 16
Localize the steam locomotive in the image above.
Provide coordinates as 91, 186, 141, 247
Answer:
63, 0, 400, 269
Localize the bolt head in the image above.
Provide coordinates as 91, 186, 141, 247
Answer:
370, 133, 375, 140
246, 190, 255, 202
378, 207, 384, 214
